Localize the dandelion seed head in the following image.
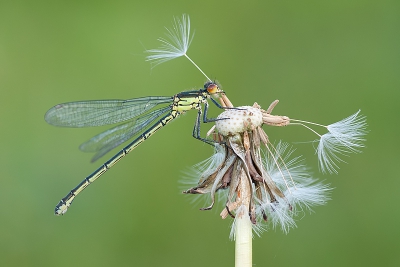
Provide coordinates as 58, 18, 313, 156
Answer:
215, 106, 263, 136
184, 102, 332, 237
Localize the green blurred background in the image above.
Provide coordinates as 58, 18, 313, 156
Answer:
1, 0, 398, 266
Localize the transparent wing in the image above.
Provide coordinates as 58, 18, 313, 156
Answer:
44, 96, 173, 127
79, 106, 171, 162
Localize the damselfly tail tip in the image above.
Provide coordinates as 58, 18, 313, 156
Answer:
54, 201, 69, 216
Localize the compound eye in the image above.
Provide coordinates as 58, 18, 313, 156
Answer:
207, 83, 219, 94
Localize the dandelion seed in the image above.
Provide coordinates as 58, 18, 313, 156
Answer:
146, 14, 211, 81
146, 14, 192, 65
291, 110, 367, 174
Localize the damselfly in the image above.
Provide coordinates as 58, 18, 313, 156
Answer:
45, 81, 226, 215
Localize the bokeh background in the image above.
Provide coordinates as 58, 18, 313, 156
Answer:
1, 1, 398, 266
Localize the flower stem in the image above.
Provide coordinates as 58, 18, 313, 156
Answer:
235, 205, 252, 267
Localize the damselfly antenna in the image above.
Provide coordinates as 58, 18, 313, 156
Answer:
145, 14, 212, 82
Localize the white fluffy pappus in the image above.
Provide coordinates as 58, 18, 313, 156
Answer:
317, 110, 367, 174
146, 14, 192, 67
256, 141, 331, 234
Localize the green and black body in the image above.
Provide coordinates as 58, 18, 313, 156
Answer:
45, 82, 225, 215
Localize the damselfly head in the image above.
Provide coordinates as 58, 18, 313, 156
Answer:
204, 81, 222, 95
